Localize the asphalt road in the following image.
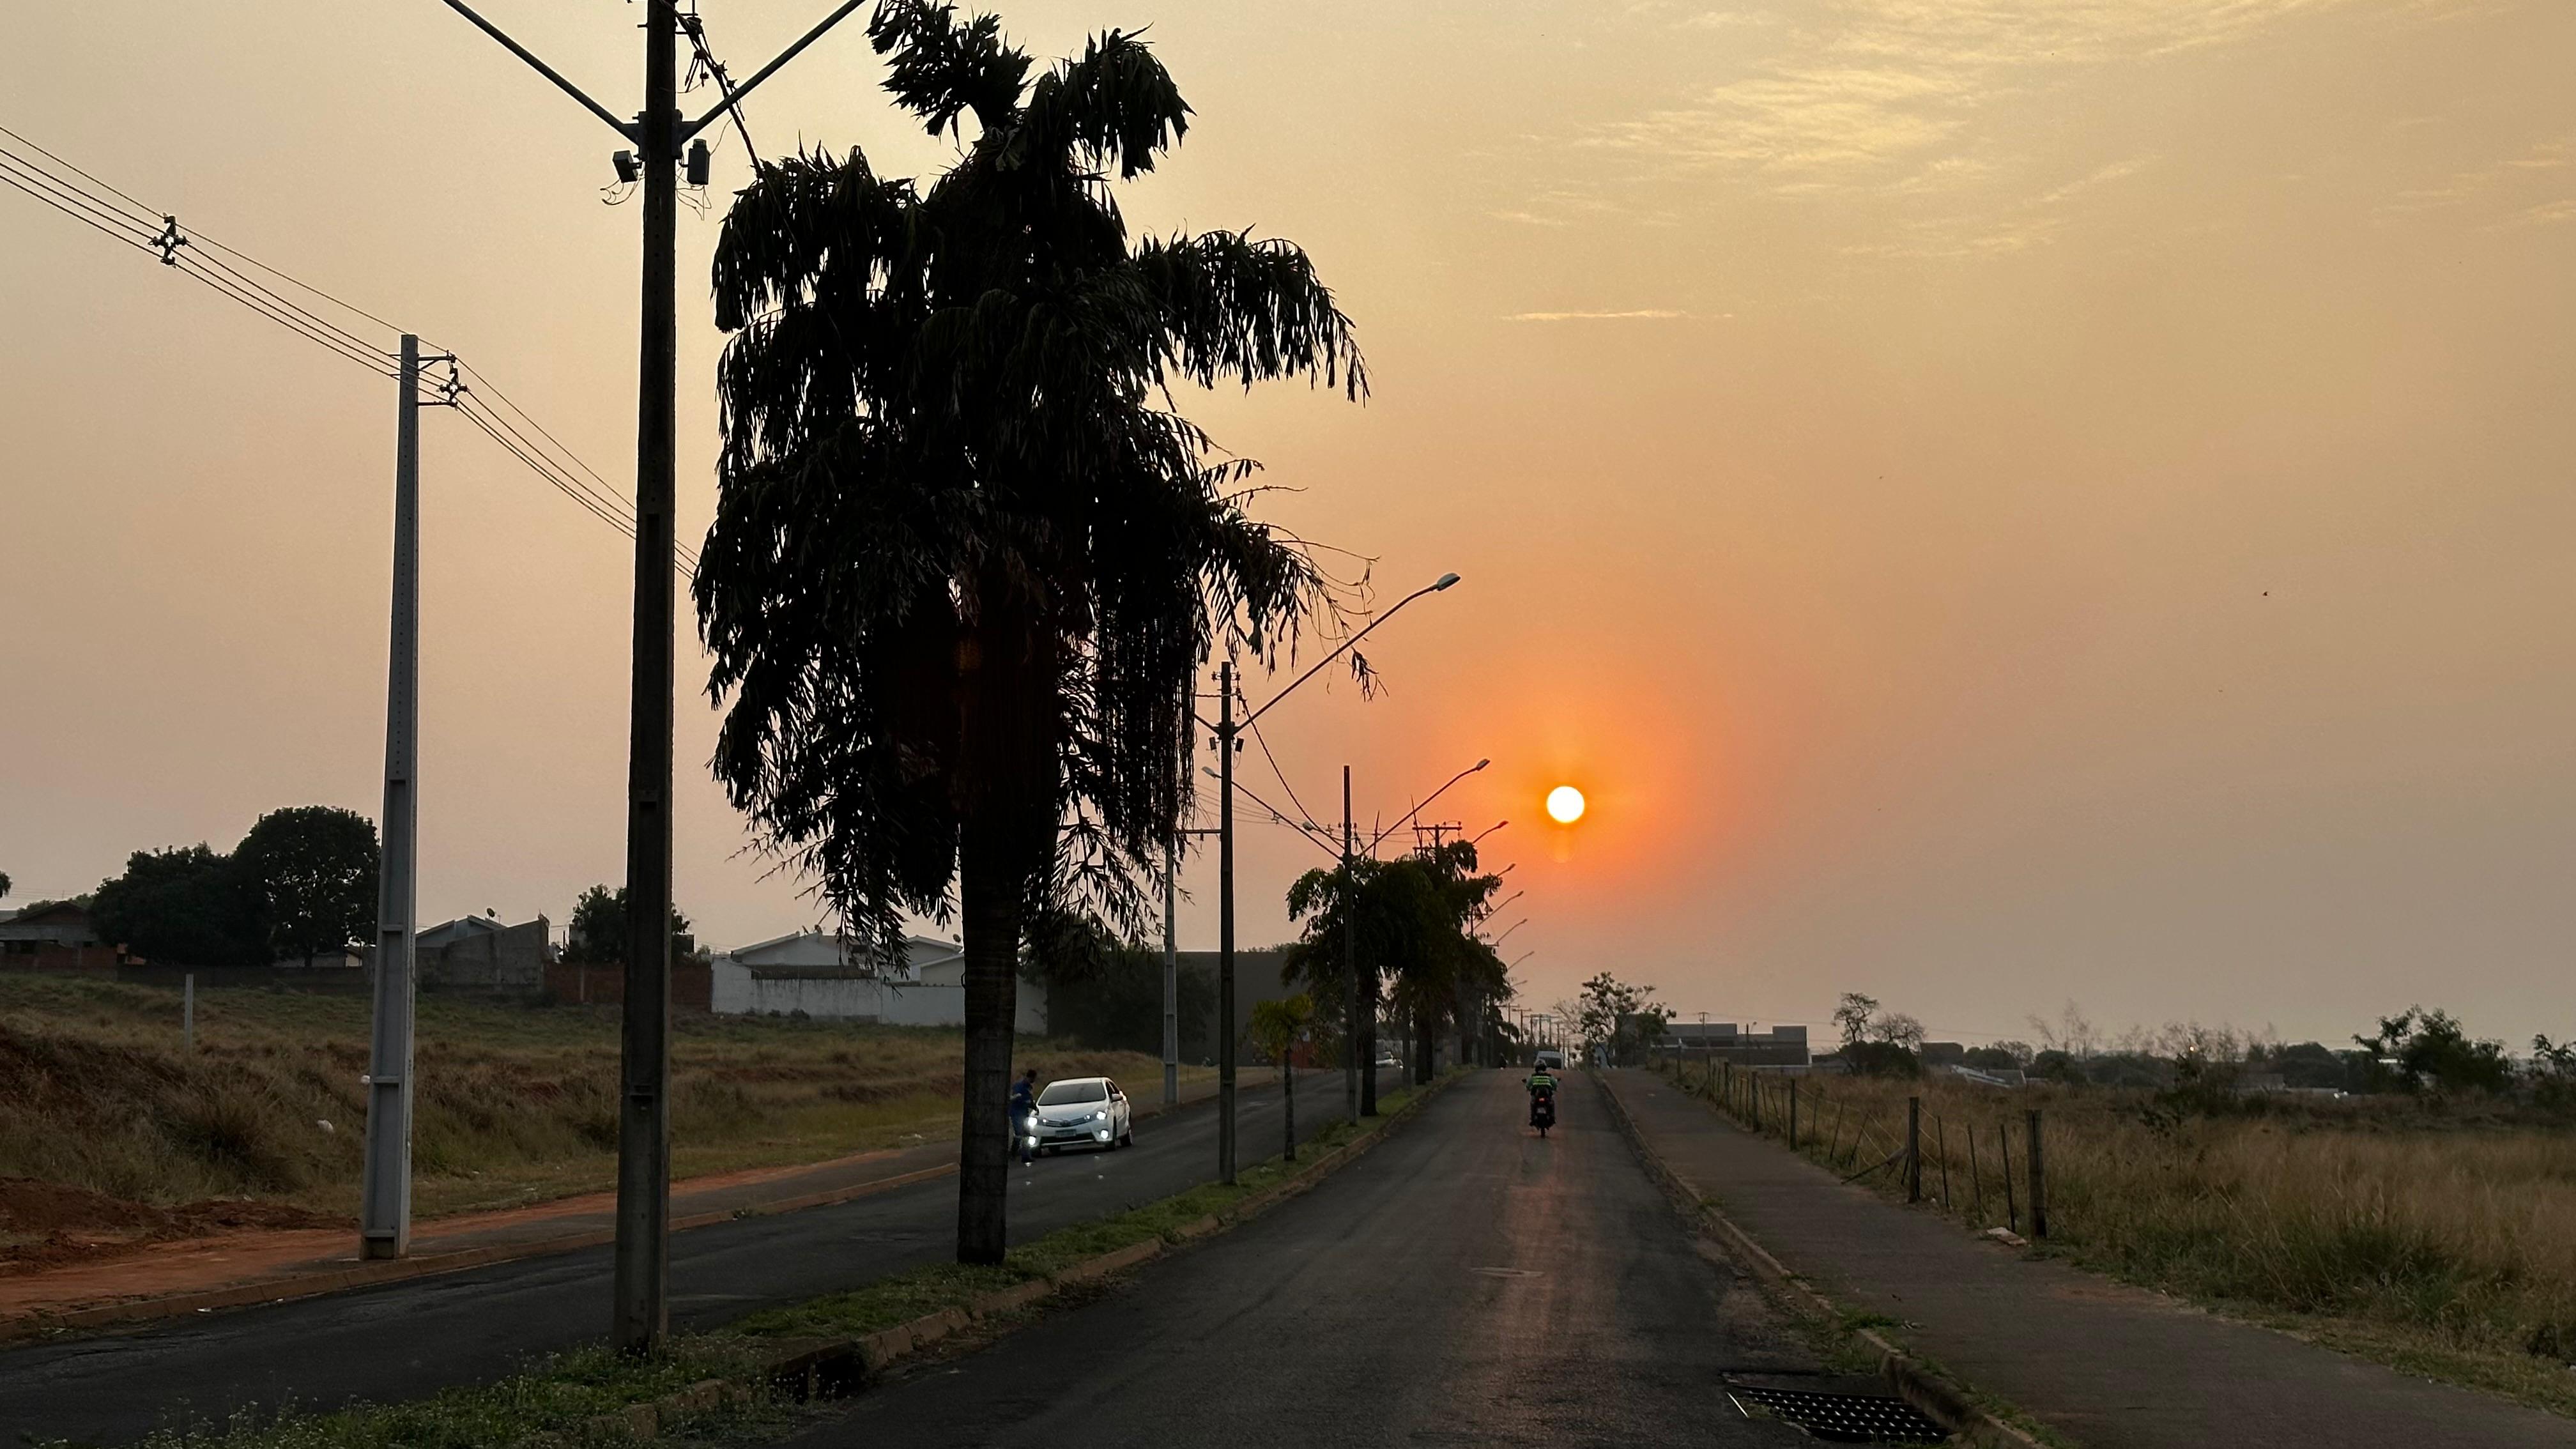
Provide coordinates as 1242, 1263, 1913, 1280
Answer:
795, 1071, 1828, 1448
1, 1070, 1379, 1447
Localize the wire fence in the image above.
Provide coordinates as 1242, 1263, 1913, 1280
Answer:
1652, 1047, 2050, 1239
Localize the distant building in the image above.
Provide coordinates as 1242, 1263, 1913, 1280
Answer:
1661, 1020, 1811, 1068
709, 930, 1049, 1033
0, 901, 130, 971
416, 914, 552, 992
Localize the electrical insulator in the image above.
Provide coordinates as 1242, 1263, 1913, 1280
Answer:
686, 139, 711, 187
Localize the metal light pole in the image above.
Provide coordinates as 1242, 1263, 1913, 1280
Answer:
1342, 765, 1358, 1121
435, 0, 870, 1354
1162, 839, 1179, 1106
1208, 573, 1459, 1153
359, 335, 422, 1261
1216, 660, 1238, 1183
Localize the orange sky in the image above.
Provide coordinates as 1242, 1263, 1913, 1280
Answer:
4, 0, 2571, 1046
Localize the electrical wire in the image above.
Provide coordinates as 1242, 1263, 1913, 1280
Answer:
1244, 707, 1328, 839
3, 122, 702, 578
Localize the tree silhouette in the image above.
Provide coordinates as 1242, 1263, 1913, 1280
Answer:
696, 0, 1363, 1262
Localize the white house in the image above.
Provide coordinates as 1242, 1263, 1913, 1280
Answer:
710, 930, 1048, 1033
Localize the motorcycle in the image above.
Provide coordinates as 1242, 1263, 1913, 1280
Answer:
1529, 1089, 1556, 1137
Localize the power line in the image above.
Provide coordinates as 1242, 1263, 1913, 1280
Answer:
1, 122, 699, 578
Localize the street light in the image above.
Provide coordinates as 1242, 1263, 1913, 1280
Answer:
1367, 759, 1491, 854
1207, 572, 1459, 1183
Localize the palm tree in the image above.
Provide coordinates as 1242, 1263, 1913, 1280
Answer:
1249, 993, 1315, 1161
696, 1, 1363, 1264
1284, 840, 1502, 1087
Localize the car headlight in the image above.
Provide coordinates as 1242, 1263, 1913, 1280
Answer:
1087, 1109, 1107, 1123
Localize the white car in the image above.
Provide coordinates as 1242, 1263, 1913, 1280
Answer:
1026, 1076, 1134, 1156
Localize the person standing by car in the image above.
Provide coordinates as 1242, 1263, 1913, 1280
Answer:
1010, 1068, 1039, 1166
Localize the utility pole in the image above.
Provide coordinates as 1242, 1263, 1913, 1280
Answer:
436, 0, 870, 1355
1343, 765, 1359, 1122
611, 0, 682, 1356
1216, 660, 1238, 1184
1162, 838, 1179, 1106
360, 335, 423, 1261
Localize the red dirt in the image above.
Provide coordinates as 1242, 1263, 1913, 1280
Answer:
0, 1177, 344, 1276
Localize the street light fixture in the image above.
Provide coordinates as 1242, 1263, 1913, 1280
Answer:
1206, 573, 1459, 1183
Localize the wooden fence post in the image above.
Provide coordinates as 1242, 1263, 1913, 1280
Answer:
1905, 1096, 1922, 1203
1999, 1121, 2018, 1234
2027, 1108, 2048, 1238
1788, 1078, 1799, 1150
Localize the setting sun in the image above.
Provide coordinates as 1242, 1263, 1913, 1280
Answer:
1545, 785, 1586, 825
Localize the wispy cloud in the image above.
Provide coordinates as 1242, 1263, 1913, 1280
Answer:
2379, 135, 2575, 224
1512, 0, 2488, 259
1505, 309, 1696, 321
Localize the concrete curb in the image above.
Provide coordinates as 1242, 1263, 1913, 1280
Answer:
1592, 1071, 2049, 1449
0, 1078, 1239, 1346
593, 1070, 1470, 1443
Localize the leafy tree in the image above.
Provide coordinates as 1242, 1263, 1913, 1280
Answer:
1963, 1044, 2027, 1071
1574, 972, 1667, 1066
2353, 1006, 2511, 1096
1282, 841, 1502, 1085
89, 845, 261, 967
0, 870, 12, 903
1250, 993, 1315, 1161
695, 1, 1361, 1264
233, 806, 378, 966
564, 885, 696, 965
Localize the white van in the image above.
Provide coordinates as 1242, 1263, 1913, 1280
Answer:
1533, 1049, 1566, 1072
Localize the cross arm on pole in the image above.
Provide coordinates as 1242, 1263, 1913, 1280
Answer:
439, 0, 638, 142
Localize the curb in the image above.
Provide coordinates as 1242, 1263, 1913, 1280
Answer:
594, 1070, 1469, 1443
0, 1075, 1252, 1346
1592, 1071, 2048, 1449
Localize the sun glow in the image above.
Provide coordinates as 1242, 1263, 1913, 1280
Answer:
1545, 785, 1586, 824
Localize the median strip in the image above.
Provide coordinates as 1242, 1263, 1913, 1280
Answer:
113, 1071, 1462, 1449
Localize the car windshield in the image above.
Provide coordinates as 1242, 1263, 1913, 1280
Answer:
1038, 1080, 1107, 1105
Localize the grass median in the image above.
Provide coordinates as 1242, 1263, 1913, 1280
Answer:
91, 1077, 1445, 1449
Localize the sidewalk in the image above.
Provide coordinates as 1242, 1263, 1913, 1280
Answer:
1600, 1070, 2576, 1449
1, 1070, 1246, 1340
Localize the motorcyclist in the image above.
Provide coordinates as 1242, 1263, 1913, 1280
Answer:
1010, 1068, 1039, 1165
1524, 1062, 1558, 1124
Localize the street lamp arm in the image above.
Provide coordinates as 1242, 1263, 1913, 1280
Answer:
693, 0, 870, 134
1241, 573, 1458, 730
1368, 757, 1491, 854
439, 0, 638, 141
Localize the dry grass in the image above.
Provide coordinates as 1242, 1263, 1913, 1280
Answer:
1660, 1062, 2576, 1416
0, 972, 1204, 1226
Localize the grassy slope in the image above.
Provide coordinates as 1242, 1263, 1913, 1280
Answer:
1659, 1062, 2576, 1417
0, 973, 1206, 1224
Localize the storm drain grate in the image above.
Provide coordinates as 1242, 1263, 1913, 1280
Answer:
1726, 1386, 1948, 1443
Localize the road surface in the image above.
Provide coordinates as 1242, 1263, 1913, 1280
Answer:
792, 1071, 1828, 1448
0, 1070, 1379, 1446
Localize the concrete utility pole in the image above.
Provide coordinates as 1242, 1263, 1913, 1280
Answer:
437, 0, 870, 1354
360, 335, 422, 1261
1216, 659, 1238, 1184
1162, 839, 1179, 1106
612, 0, 683, 1356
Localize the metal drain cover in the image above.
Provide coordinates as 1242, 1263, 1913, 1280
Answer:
1726, 1386, 1948, 1443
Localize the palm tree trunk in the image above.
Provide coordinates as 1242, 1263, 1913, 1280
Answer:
954, 820, 1023, 1265
1415, 1008, 1434, 1085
